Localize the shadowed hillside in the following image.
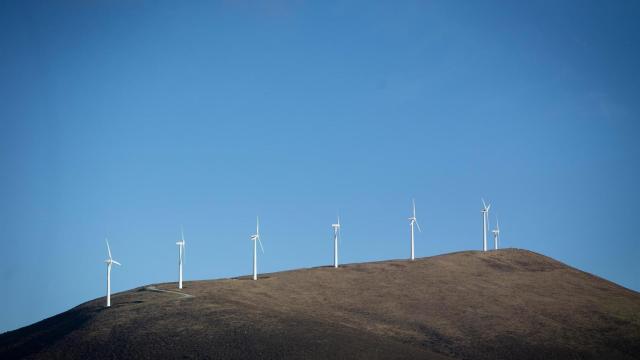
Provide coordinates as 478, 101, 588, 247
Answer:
1, 249, 639, 359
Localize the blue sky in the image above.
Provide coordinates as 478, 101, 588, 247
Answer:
1, 0, 639, 333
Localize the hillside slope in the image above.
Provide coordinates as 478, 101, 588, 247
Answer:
1, 249, 639, 359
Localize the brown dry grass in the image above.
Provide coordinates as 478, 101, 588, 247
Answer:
1, 249, 639, 359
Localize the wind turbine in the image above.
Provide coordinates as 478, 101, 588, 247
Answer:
104, 239, 121, 307
332, 216, 341, 268
176, 227, 186, 289
481, 199, 491, 252
492, 218, 500, 250
409, 199, 422, 260
250, 216, 264, 280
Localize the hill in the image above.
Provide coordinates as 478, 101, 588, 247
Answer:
1, 249, 639, 359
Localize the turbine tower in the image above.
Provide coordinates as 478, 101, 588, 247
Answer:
176, 227, 186, 289
492, 218, 500, 250
332, 216, 341, 268
408, 199, 422, 260
104, 239, 121, 307
250, 216, 264, 280
481, 199, 491, 252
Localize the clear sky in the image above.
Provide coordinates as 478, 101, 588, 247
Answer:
1, 0, 639, 333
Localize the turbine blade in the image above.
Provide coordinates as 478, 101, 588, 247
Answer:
482, 198, 487, 209
412, 198, 416, 217
112, 260, 121, 266
258, 236, 264, 253
415, 219, 422, 232
105, 239, 112, 260
256, 216, 259, 235
181, 225, 185, 242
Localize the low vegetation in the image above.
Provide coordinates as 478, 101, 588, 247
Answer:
2, 249, 639, 359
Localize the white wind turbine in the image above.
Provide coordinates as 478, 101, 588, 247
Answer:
332, 216, 341, 268
250, 216, 264, 280
176, 227, 186, 289
408, 199, 422, 260
481, 199, 491, 252
104, 239, 121, 307
492, 218, 500, 250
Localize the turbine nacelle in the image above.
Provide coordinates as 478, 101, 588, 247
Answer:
332, 215, 341, 230
409, 199, 422, 232
251, 216, 264, 254
251, 217, 261, 244
482, 198, 491, 212
177, 227, 186, 255
178, 227, 186, 246
252, 234, 264, 252
104, 239, 121, 266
